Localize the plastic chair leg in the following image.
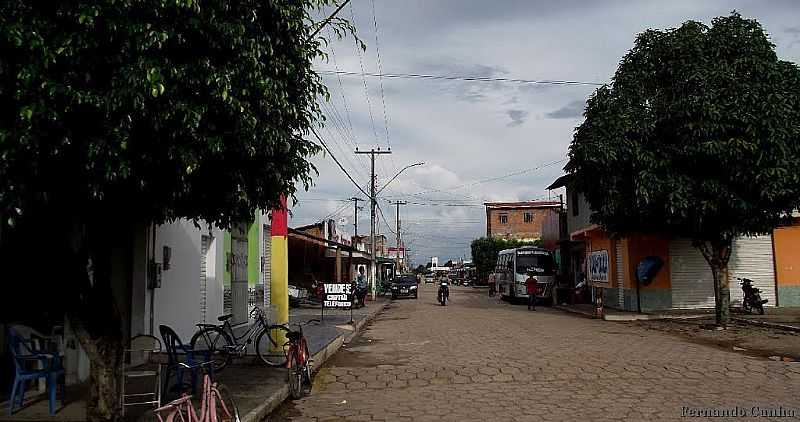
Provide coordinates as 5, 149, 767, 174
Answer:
48, 375, 56, 415
8, 378, 19, 415
17, 380, 26, 409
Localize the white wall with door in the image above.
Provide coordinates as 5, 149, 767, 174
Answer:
130, 220, 226, 343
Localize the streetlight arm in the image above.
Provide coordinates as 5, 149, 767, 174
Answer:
376, 162, 424, 195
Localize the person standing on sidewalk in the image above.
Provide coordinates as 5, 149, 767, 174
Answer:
525, 271, 538, 311
488, 272, 496, 297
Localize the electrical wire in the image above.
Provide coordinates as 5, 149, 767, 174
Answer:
317, 70, 605, 86
405, 158, 568, 197
310, 127, 369, 198
348, 1, 381, 149
369, 0, 393, 154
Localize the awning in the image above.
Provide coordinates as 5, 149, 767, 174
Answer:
547, 174, 573, 190
570, 224, 601, 240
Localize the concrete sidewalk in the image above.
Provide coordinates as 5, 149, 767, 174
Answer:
553, 303, 710, 321
731, 307, 800, 332
0, 299, 389, 422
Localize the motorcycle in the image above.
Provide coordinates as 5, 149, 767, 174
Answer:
437, 281, 449, 306
738, 277, 767, 315
351, 281, 368, 308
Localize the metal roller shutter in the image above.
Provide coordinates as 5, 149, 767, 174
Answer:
615, 240, 624, 308
729, 235, 776, 307
669, 239, 715, 309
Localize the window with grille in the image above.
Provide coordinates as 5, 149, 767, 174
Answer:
499, 214, 508, 224
524, 212, 533, 223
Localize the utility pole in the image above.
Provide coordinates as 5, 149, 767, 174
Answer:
349, 197, 363, 236
354, 147, 391, 300
391, 201, 407, 274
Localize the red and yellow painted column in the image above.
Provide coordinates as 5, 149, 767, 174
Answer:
270, 195, 289, 349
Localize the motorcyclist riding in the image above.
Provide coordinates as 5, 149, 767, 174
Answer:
437, 278, 449, 306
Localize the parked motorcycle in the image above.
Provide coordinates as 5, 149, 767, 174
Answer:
738, 277, 767, 315
351, 281, 368, 308
438, 281, 449, 306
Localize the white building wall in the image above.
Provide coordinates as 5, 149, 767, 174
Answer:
128, 220, 227, 344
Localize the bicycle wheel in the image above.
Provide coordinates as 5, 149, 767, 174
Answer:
255, 325, 290, 367
287, 350, 304, 400
301, 340, 313, 396
213, 383, 241, 422
190, 327, 233, 372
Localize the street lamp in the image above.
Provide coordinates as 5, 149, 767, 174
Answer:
377, 162, 424, 195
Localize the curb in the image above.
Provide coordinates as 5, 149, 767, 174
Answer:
553, 305, 595, 319
240, 301, 389, 422
731, 317, 800, 333
345, 301, 389, 344
553, 305, 708, 321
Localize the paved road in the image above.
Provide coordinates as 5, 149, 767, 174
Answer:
269, 284, 800, 421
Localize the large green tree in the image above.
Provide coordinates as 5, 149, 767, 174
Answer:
568, 13, 800, 325
0, 1, 356, 420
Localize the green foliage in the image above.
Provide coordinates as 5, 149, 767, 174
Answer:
568, 13, 800, 242
414, 264, 426, 274
470, 237, 542, 282
0, 0, 358, 228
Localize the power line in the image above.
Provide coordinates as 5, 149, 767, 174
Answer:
376, 203, 396, 235
348, 2, 381, 149
406, 158, 568, 197
310, 127, 369, 198
326, 30, 357, 138
318, 70, 605, 86
318, 101, 370, 182
369, 0, 392, 153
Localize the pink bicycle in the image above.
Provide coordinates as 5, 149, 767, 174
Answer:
153, 363, 239, 422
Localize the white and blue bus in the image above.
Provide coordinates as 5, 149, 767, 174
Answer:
494, 247, 556, 304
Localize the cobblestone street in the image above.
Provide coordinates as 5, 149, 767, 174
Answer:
270, 285, 800, 421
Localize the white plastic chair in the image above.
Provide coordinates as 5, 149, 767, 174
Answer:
120, 334, 162, 416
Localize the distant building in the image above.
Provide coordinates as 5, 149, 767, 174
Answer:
484, 201, 562, 241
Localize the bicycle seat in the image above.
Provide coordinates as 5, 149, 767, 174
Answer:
217, 314, 233, 322
286, 331, 302, 341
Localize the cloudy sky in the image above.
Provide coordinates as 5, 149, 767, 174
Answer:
291, 0, 800, 266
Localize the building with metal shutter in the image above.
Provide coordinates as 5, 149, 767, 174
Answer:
668, 236, 776, 310
548, 174, 794, 312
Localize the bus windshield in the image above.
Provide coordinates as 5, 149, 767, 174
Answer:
515, 253, 554, 275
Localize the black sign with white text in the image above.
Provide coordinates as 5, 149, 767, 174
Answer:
324, 283, 352, 308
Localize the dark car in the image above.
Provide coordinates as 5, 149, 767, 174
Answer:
390, 274, 419, 299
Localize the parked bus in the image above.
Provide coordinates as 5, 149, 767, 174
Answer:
494, 247, 556, 305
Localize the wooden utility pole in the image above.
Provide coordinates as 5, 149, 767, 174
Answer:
354, 148, 391, 300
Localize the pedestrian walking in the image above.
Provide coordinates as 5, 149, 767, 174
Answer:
488, 272, 496, 297
525, 271, 538, 311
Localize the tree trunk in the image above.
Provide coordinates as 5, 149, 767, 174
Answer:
696, 237, 733, 326
65, 220, 125, 422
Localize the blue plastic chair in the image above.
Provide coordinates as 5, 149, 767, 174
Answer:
7, 327, 65, 415
158, 325, 210, 398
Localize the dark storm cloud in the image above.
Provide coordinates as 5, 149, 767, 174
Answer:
506, 109, 529, 127
545, 100, 585, 119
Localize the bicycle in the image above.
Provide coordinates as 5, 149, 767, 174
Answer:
190, 307, 290, 371
284, 319, 320, 400
153, 362, 239, 422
